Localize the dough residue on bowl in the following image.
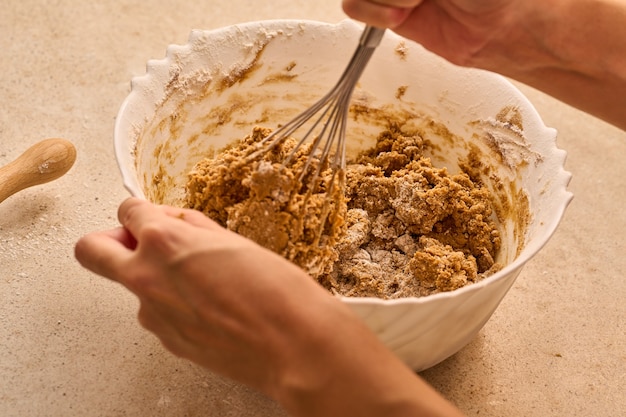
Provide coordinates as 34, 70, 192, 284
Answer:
185, 125, 502, 299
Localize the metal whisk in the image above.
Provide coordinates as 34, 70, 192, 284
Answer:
246, 25, 385, 172
242, 25, 386, 262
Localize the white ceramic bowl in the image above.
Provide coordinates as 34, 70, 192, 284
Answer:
114, 19, 572, 371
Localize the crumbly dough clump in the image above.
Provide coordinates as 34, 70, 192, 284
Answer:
186, 126, 347, 278
186, 125, 501, 299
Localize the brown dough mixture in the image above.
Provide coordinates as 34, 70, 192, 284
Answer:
186, 125, 502, 299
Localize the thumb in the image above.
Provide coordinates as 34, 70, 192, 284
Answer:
75, 228, 135, 283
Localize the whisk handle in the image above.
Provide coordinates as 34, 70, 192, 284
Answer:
359, 26, 386, 48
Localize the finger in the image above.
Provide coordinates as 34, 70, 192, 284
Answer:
117, 197, 176, 240
342, 0, 418, 27
123, 196, 224, 232
117, 198, 205, 257
369, 0, 423, 7
117, 197, 153, 225
105, 226, 138, 249
158, 205, 222, 229
75, 228, 134, 282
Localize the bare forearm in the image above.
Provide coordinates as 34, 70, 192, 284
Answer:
343, 0, 626, 130
268, 298, 465, 417
472, 0, 626, 129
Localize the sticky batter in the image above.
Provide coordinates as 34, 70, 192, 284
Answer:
186, 125, 501, 299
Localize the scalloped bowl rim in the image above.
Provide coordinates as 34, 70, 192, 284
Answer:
114, 18, 574, 307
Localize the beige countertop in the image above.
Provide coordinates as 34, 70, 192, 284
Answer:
1, 1, 625, 416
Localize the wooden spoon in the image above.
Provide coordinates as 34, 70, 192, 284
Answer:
0, 138, 77, 204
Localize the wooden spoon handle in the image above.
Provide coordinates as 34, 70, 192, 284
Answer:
0, 138, 77, 204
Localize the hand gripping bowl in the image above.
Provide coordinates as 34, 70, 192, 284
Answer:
114, 19, 572, 371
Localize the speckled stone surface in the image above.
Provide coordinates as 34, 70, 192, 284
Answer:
1, 1, 625, 416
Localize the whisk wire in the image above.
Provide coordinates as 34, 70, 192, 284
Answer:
244, 26, 385, 167
242, 25, 385, 249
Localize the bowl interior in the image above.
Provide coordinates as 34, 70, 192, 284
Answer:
114, 19, 572, 370
116, 19, 570, 274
